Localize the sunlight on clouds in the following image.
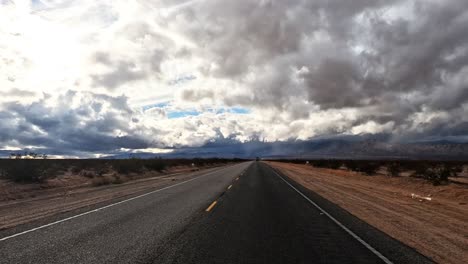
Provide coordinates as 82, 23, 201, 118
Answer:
351, 121, 395, 135
120, 147, 173, 154
1, 0, 468, 156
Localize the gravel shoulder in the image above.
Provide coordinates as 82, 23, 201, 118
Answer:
267, 161, 468, 264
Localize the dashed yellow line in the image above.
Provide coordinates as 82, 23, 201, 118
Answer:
227, 185, 233, 190
205, 201, 218, 212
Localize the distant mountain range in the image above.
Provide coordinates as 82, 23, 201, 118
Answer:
110, 136, 468, 160
2, 135, 467, 160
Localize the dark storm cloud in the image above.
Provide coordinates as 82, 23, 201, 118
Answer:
3, 0, 468, 157
0, 91, 155, 155
176, 0, 468, 138
301, 0, 468, 112
303, 58, 366, 109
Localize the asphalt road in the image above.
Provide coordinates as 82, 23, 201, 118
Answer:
0, 162, 432, 264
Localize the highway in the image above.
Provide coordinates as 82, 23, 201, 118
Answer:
0, 162, 432, 264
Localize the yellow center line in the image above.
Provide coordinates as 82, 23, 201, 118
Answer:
227, 185, 232, 190
205, 201, 218, 212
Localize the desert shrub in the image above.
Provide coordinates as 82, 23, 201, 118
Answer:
359, 162, 380, 175
144, 157, 166, 172
447, 164, 463, 177
69, 159, 107, 173
343, 160, 380, 175
98, 169, 107, 176
409, 163, 451, 185
325, 160, 342, 169
269, 159, 305, 164
425, 165, 451, 186
343, 160, 360, 172
112, 175, 124, 184
91, 174, 124, 186
71, 166, 82, 174
412, 163, 429, 178
80, 170, 95, 178
2, 160, 47, 183
44, 163, 65, 178
311, 160, 327, 168
91, 176, 112, 186
112, 159, 144, 174
310, 160, 342, 169
0, 158, 245, 185
387, 162, 401, 177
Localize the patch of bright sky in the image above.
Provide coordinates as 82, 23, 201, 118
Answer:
167, 110, 201, 119
142, 101, 251, 119
215, 107, 250, 114
119, 147, 173, 154
31, 0, 46, 8
166, 107, 251, 119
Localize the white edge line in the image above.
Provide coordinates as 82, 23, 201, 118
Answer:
271, 168, 393, 264
0, 163, 246, 242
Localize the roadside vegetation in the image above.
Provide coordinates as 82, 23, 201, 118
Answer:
273, 159, 466, 186
0, 154, 245, 185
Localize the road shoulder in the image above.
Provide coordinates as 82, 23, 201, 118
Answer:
267, 161, 468, 264
0, 164, 236, 232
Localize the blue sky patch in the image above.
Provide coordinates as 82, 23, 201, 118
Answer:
167, 107, 250, 118
230, 107, 250, 114
143, 102, 250, 118
167, 110, 201, 119
211, 107, 251, 115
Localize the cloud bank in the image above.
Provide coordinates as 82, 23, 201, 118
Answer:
1, 0, 468, 156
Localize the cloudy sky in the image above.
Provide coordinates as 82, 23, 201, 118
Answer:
1, 0, 468, 157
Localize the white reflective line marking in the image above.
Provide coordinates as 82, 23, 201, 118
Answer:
0, 163, 245, 242
271, 169, 393, 264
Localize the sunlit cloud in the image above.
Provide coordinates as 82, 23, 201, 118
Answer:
1, 0, 468, 156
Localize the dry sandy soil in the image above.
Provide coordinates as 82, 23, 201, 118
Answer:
0, 165, 226, 230
268, 161, 468, 264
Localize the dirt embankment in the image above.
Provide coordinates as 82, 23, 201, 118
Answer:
268, 161, 468, 264
0, 165, 226, 230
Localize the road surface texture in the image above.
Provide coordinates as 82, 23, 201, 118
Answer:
0, 162, 432, 264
